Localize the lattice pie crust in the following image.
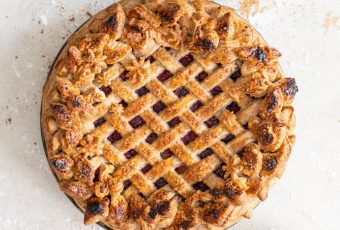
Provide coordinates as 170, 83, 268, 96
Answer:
41, 0, 298, 229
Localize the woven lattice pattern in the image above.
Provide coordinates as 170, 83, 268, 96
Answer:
41, 0, 298, 229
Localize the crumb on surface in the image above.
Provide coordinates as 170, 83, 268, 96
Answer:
5, 118, 12, 125
240, 0, 260, 16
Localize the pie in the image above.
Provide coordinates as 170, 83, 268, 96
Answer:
41, 0, 298, 229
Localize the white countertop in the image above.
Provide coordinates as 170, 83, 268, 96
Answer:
0, 0, 339, 229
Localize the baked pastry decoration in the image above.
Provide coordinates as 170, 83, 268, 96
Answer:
41, 0, 298, 229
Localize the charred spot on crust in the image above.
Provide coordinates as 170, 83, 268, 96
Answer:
161, 13, 172, 21
148, 207, 158, 219
254, 48, 267, 62
263, 156, 277, 171
157, 201, 170, 215
131, 25, 143, 32
107, 16, 117, 28
78, 161, 92, 182
132, 209, 143, 219
283, 78, 298, 96
211, 210, 219, 219
267, 94, 279, 112
263, 133, 274, 144
149, 201, 170, 219
159, 3, 180, 22
51, 104, 72, 120
87, 202, 105, 216
130, 195, 147, 219
224, 182, 242, 201
200, 39, 214, 50
211, 188, 225, 197
178, 220, 192, 229
221, 23, 229, 32
102, 16, 118, 33
192, 181, 210, 192
72, 96, 83, 108
51, 159, 68, 170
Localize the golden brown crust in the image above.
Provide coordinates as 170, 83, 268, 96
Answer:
41, 0, 298, 229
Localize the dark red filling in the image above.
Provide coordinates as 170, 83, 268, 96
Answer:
123, 180, 132, 190
145, 56, 155, 63
210, 86, 223, 96
221, 134, 235, 144
195, 71, 208, 82
226, 102, 240, 113
119, 70, 129, 81
190, 101, 203, 112
145, 133, 158, 144
181, 131, 198, 145
152, 101, 167, 113
99, 86, 112, 96
157, 70, 173, 82
154, 177, 168, 189
124, 149, 138, 159
214, 164, 226, 179
204, 116, 219, 128
198, 148, 214, 159
230, 69, 241, 81
173, 86, 189, 98
107, 131, 122, 144
135, 86, 150, 96
175, 165, 188, 174
160, 149, 173, 159
167, 117, 181, 128
236, 149, 245, 158
179, 54, 194, 67
93, 117, 106, 128
119, 100, 128, 108
192, 181, 210, 192
129, 116, 145, 129
141, 164, 153, 174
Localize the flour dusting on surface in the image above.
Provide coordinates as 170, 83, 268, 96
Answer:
324, 11, 340, 31
240, 0, 260, 16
